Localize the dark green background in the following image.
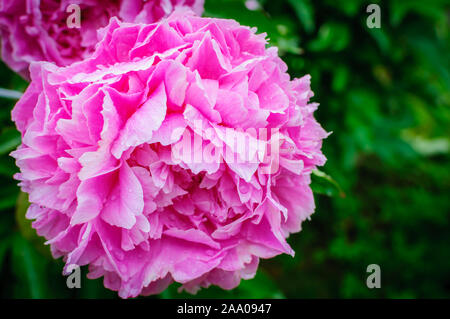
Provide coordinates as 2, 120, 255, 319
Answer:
0, 0, 448, 298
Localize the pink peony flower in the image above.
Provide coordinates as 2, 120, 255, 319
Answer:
11, 11, 328, 298
0, 0, 204, 78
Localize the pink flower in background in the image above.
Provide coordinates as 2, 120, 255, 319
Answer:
11, 11, 327, 298
0, 0, 205, 78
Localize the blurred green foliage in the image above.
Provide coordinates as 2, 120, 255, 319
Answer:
0, 0, 449, 298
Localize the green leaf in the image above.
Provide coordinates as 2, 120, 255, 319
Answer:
0, 127, 21, 156
160, 269, 284, 299
0, 88, 22, 100
15, 192, 51, 258
11, 233, 49, 298
0, 174, 19, 211
0, 237, 11, 274
77, 267, 118, 299
15, 192, 33, 239
368, 28, 391, 55
234, 270, 285, 298
311, 169, 345, 197
402, 134, 450, 157
324, 0, 364, 17
390, 0, 446, 26
0, 156, 18, 177
332, 65, 349, 92
288, 0, 315, 33
204, 0, 300, 55
308, 22, 350, 52
0, 188, 18, 211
